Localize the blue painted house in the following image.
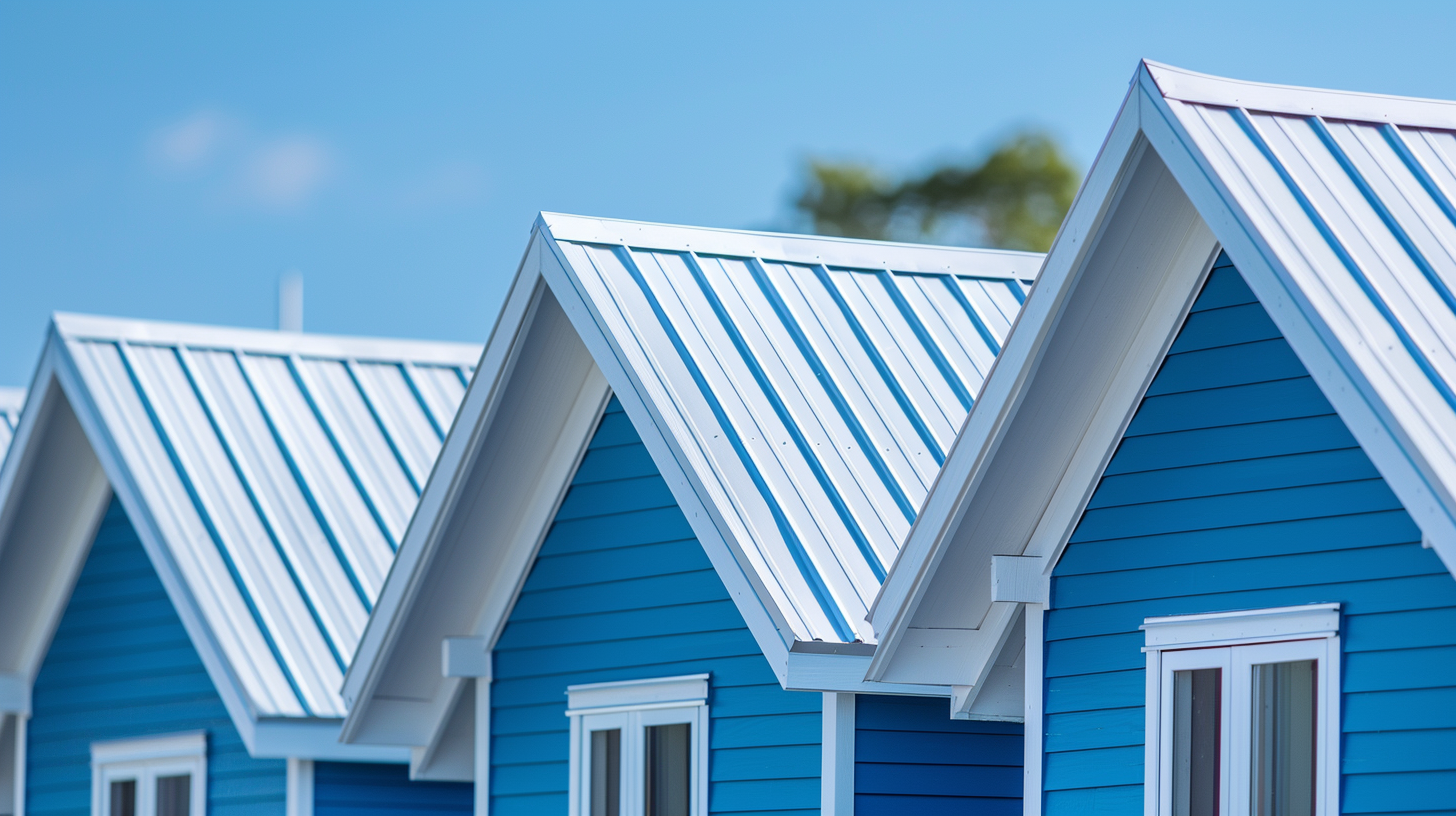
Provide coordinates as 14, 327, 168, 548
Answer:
339, 215, 1040, 814
870, 62, 1456, 815
0, 315, 480, 816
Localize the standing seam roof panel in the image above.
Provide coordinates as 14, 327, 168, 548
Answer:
55, 317, 479, 719
1150, 66, 1456, 539
550, 228, 1038, 644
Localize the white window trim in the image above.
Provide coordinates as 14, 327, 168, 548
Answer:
91, 731, 207, 816
565, 674, 709, 816
1142, 604, 1340, 816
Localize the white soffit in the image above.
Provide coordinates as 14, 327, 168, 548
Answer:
44, 314, 480, 718
541, 213, 1042, 645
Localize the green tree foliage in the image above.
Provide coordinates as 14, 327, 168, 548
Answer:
793, 131, 1081, 252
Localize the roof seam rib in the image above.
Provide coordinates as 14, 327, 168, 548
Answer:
811, 264, 945, 465
744, 258, 917, 523
113, 340, 313, 715
682, 251, 887, 582
173, 347, 349, 674
608, 245, 857, 642
285, 354, 400, 551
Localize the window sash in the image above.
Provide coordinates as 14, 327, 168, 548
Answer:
570, 703, 707, 816
1148, 637, 1336, 816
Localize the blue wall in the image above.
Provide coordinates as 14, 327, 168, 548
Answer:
490, 398, 822, 816
313, 762, 471, 816
854, 694, 1021, 816
1042, 256, 1456, 814
27, 497, 285, 816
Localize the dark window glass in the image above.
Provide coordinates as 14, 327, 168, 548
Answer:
1251, 660, 1317, 816
156, 774, 191, 816
1172, 668, 1221, 816
645, 723, 691, 816
590, 729, 621, 816
109, 779, 137, 816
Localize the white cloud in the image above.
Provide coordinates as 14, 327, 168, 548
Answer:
245, 136, 334, 209
146, 111, 337, 211
150, 110, 235, 170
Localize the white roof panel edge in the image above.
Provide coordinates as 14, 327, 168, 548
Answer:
538, 212, 1045, 279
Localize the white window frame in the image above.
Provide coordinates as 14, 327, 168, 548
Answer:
566, 674, 709, 816
1142, 604, 1340, 816
91, 732, 207, 816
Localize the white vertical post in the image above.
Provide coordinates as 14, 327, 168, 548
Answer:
1024, 604, 1044, 816
820, 692, 855, 815
279, 272, 304, 332
286, 758, 314, 816
475, 678, 491, 816
12, 716, 24, 816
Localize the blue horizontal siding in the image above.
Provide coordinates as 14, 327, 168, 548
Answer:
1043, 257, 1456, 815
313, 762, 471, 816
854, 694, 1022, 815
27, 498, 286, 816
490, 398, 820, 816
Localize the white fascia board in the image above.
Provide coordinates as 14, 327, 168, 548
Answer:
784, 652, 946, 697
51, 313, 481, 367
1142, 59, 1456, 131
865, 86, 1148, 680
537, 212, 1043, 279
1135, 68, 1456, 578
340, 246, 547, 733
250, 718, 409, 762
536, 226, 796, 684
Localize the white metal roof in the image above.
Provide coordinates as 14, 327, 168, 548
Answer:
51, 314, 480, 718
542, 214, 1041, 644
1143, 61, 1456, 570
0, 388, 22, 463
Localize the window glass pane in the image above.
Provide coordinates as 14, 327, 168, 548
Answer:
1251, 660, 1317, 816
645, 723, 691, 816
1172, 668, 1221, 816
109, 780, 137, 816
156, 774, 191, 816
590, 729, 621, 816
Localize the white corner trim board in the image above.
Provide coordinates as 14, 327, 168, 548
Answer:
820, 693, 855, 816
286, 758, 314, 816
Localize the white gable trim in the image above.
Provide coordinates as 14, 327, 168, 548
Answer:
341, 245, 612, 760
1144, 60, 1456, 131
867, 81, 1221, 697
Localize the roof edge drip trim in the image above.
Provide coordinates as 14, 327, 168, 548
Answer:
1143, 60, 1456, 130
538, 212, 1044, 279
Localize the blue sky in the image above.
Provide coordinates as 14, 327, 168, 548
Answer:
4, 1, 1456, 386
